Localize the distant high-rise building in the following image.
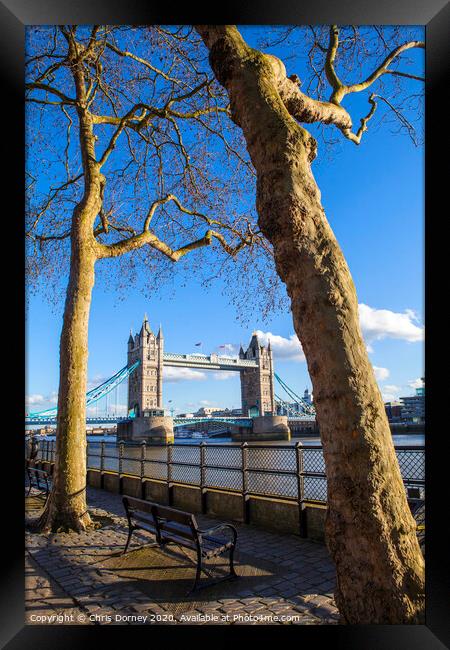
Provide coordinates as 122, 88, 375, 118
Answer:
194, 406, 223, 417
400, 383, 425, 423
384, 401, 403, 421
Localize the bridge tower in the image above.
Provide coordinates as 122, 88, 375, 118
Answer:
239, 334, 275, 417
127, 315, 164, 416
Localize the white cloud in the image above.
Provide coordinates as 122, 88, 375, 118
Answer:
25, 391, 58, 409
25, 394, 45, 406
373, 366, 390, 381
164, 367, 206, 383
250, 303, 423, 365
383, 384, 401, 394
87, 375, 109, 390
382, 391, 401, 403
86, 403, 128, 416
212, 371, 236, 381
408, 377, 424, 390
218, 343, 238, 354
359, 303, 424, 344
254, 330, 305, 361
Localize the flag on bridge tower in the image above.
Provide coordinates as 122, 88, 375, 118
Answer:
195, 342, 202, 346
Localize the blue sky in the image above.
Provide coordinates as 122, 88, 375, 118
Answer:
25, 26, 425, 416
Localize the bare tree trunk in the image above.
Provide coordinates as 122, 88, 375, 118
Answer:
36, 43, 104, 532
38, 216, 97, 532
197, 25, 424, 624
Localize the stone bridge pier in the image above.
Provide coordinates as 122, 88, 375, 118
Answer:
231, 415, 290, 442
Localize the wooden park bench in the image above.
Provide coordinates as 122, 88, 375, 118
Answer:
122, 496, 238, 593
26, 462, 51, 507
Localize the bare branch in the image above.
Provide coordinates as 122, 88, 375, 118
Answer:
105, 41, 182, 85
326, 27, 424, 104
325, 25, 343, 96
343, 40, 425, 96
340, 93, 377, 144
26, 82, 76, 105
95, 193, 255, 261
372, 93, 420, 145
383, 69, 425, 83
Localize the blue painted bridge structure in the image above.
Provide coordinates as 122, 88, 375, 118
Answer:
26, 354, 316, 428
25, 414, 254, 428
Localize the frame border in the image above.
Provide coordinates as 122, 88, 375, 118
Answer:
2, 0, 448, 646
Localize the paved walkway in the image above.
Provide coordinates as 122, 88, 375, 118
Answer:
25, 552, 92, 625
25, 486, 339, 626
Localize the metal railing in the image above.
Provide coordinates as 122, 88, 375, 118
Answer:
27, 438, 425, 508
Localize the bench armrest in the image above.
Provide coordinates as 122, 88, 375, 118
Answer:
196, 523, 237, 543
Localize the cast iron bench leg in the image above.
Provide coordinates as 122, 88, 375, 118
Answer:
26, 470, 32, 496
123, 526, 135, 555
190, 549, 203, 593
229, 546, 238, 579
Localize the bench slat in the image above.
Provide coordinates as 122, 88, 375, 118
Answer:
124, 496, 156, 515
159, 533, 197, 550
131, 511, 158, 532
152, 504, 197, 527
157, 520, 197, 541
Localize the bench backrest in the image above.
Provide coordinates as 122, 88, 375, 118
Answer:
123, 496, 199, 545
123, 495, 155, 516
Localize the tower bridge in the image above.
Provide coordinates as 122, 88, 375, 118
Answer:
127, 314, 275, 420
26, 314, 315, 441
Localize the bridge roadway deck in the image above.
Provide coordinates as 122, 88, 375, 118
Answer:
25, 415, 314, 427
162, 352, 258, 371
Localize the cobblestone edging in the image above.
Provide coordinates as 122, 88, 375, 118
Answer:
25, 486, 339, 626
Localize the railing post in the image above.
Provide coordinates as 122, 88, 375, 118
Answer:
200, 442, 206, 514
241, 443, 249, 523
100, 441, 105, 473
140, 441, 146, 500
167, 443, 173, 506
99, 441, 105, 489
296, 442, 307, 538
118, 440, 124, 494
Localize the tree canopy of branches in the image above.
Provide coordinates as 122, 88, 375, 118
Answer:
26, 25, 281, 319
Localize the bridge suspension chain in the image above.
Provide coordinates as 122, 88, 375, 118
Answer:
274, 373, 316, 416
275, 393, 314, 419
28, 360, 140, 419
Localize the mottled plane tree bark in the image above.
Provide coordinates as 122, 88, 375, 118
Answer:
26, 26, 269, 533
195, 24, 424, 624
